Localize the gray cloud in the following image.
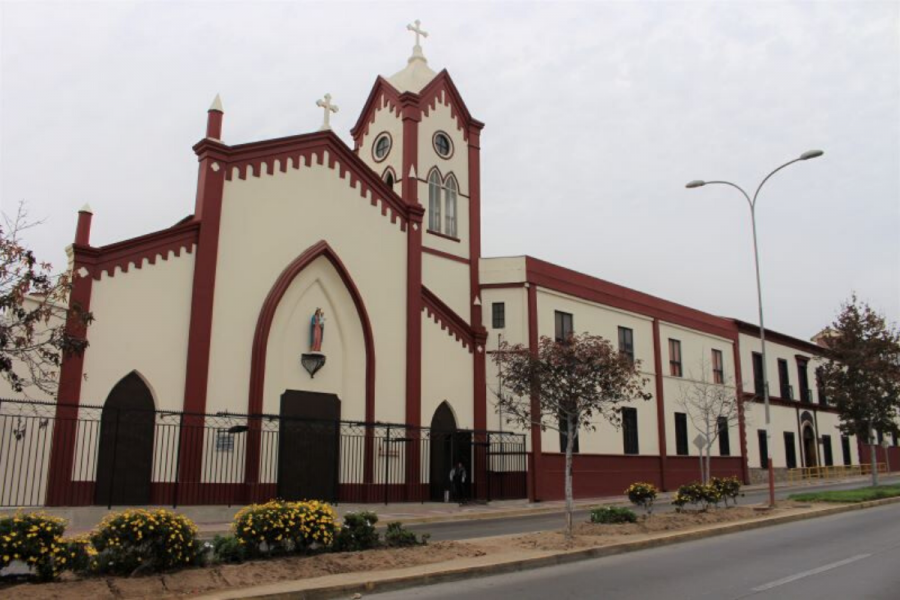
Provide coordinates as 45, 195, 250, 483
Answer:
2, 1, 897, 338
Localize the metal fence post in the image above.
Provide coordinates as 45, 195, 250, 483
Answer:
107, 407, 121, 509
384, 425, 391, 505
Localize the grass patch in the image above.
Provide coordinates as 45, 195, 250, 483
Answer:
788, 484, 900, 503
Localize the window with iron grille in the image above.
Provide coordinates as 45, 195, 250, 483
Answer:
618, 327, 634, 364
784, 432, 797, 468
555, 311, 574, 343
797, 358, 810, 402
778, 359, 791, 399
675, 412, 688, 456
752, 352, 765, 397
215, 430, 234, 453
622, 407, 639, 455
712, 349, 725, 384
669, 339, 682, 377
717, 416, 730, 456
492, 302, 505, 329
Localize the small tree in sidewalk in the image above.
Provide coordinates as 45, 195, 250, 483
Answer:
675, 362, 744, 484
492, 332, 651, 539
818, 295, 900, 486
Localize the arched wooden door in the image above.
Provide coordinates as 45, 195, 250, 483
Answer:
429, 402, 471, 501
802, 424, 818, 468
95, 372, 156, 506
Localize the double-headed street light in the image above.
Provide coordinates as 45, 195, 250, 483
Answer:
685, 149, 824, 507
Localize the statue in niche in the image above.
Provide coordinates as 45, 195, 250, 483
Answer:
309, 308, 326, 353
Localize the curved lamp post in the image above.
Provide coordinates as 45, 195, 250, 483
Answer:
685, 149, 824, 507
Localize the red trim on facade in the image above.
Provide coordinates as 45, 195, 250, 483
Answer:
350, 76, 403, 150
467, 125, 486, 433
245, 240, 377, 483
422, 286, 476, 352
196, 131, 411, 231
179, 147, 227, 483
74, 210, 92, 246
79, 222, 200, 280
742, 392, 838, 414
524, 257, 735, 339
526, 283, 543, 501
46, 238, 96, 505
206, 108, 223, 140
732, 341, 751, 484
426, 229, 461, 243
732, 319, 823, 356
422, 246, 469, 265
480, 282, 526, 290
652, 319, 668, 490
418, 71, 485, 143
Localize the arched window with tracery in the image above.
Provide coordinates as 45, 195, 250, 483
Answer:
428, 170, 442, 232
444, 175, 458, 238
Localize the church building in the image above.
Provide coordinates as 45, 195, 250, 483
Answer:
1, 23, 885, 509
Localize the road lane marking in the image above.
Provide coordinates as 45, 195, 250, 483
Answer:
751, 554, 871, 592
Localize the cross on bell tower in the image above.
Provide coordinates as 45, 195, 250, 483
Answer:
316, 93, 339, 131
406, 19, 428, 62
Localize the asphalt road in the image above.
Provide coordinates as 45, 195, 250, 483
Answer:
408, 475, 900, 542
375, 501, 900, 600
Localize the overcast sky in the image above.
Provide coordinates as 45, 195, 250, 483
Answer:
1, 1, 898, 340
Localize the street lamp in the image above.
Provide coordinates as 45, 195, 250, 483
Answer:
685, 149, 824, 507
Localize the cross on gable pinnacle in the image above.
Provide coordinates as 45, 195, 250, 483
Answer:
407, 19, 428, 48
316, 93, 339, 131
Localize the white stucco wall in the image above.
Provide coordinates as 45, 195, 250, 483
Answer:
206, 152, 408, 425
81, 250, 195, 412
357, 101, 403, 194
422, 253, 470, 320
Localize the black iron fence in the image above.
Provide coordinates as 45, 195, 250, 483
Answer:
0, 399, 527, 508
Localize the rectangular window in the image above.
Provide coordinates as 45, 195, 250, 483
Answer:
555, 311, 574, 343
712, 349, 725, 384
816, 368, 828, 406
558, 414, 580, 454
784, 432, 797, 469
675, 412, 688, 456
669, 339, 682, 377
718, 416, 730, 456
778, 359, 792, 399
622, 407, 639, 455
618, 327, 635, 364
797, 359, 810, 402
492, 302, 505, 329
215, 430, 235, 453
822, 434, 834, 467
752, 352, 765, 397
758, 429, 769, 469
841, 436, 852, 465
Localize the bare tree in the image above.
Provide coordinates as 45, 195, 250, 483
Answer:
675, 361, 744, 484
0, 202, 92, 396
492, 333, 651, 538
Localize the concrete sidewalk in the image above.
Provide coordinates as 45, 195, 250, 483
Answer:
2, 473, 896, 536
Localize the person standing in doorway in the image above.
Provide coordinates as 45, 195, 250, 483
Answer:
449, 461, 467, 505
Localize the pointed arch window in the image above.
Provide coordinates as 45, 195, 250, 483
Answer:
382, 167, 396, 189
428, 170, 442, 232
444, 175, 458, 238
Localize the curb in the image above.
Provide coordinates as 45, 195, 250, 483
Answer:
198, 495, 900, 600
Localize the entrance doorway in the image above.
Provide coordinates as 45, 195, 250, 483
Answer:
429, 402, 471, 501
95, 372, 156, 505
278, 391, 340, 501
802, 424, 818, 468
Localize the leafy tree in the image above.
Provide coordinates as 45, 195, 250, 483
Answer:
0, 203, 92, 395
818, 295, 900, 485
493, 332, 651, 538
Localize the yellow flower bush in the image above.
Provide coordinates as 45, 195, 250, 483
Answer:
232, 499, 337, 557
0, 512, 67, 581
90, 508, 200, 575
624, 482, 659, 515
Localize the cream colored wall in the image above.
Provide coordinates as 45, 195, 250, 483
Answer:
659, 322, 739, 459
479, 257, 527, 286
206, 153, 408, 425
421, 312, 474, 430
262, 256, 366, 420
81, 250, 195, 412
0, 296, 63, 401
482, 286, 529, 433
738, 333, 822, 403
535, 288, 658, 456
422, 253, 470, 320
357, 101, 403, 195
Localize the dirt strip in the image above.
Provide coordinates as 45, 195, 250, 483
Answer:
3, 499, 898, 600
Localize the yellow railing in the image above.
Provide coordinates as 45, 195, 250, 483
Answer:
787, 463, 888, 484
